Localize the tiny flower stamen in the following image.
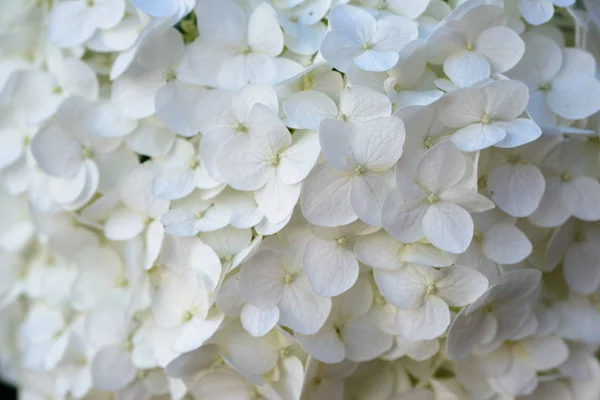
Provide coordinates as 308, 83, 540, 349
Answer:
234, 121, 248, 133
283, 272, 295, 285
354, 164, 365, 175
560, 172, 572, 182
81, 147, 94, 159
240, 44, 252, 55
269, 154, 280, 167
427, 192, 438, 204
336, 237, 347, 246
481, 113, 491, 124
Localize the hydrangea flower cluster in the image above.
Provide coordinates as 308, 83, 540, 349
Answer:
2, 0, 600, 399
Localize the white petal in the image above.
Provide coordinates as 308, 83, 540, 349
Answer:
396, 296, 450, 341
329, 4, 376, 42
240, 304, 279, 337
104, 210, 146, 241
354, 50, 400, 72
343, 313, 393, 362
340, 85, 392, 125
521, 336, 569, 370
49, 2, 95, 48
373, 265, 432, 309
296, 328, 345, 364
493, 119, 542, 149
547, 72, 600, 120
562, 177, 600, 221
226, 331, 279, 375
436, 266, 488, 306
303, 237, 359, 297
155, 81, 206, 137
423, 203, 474, 254
563, 242, 600, 295
246, 103, 292, 156
445, 307, 491, 360
239, 250, 285, 308
91, 345, 136, 391
417, 141, 465, 193
372, 15, 418, 52
439, 188, 495, 213
351, 172, 392, 226
153, 166, 195, 201
444, 50, 491, 87
382, 185, 428, 243
354, 231, 405, 270
488, 163, 545, 218
31, 124, 82, 178
519, 0, 555, 25
353, 116, 405, 171
279, 276, 332, 335
278, 130, 321, 185
216, 135, 270, 191
319, 118, 356, 171
482, 224, 532, 265
247, 2, 284, 56
320, 30, 362, 72
301, 163, 357, 227
436, 86, 485, 127
111, 65, 165, 119
172, 312, 224, 354
283, 91, 337, 130
451, 123, 506, 152
255, 177, 300, 224
475, 26, 525, 73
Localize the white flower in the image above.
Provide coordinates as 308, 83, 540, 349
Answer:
302, 116, 405, 226
382, 141, 494, 254
508, 33, 600, 125
151, 269, 224, 354
375, 264, 488, 340
446, 268, 542, 360
216, 104, 320, 224
283, 84, 392, 131
296, 278, 393, 363
519, 0, 575, 26
427, 4, 525, 87
111, 27, 185, 119
49, 0, 126, 48
321, 4, 418, 72
131, 0, 194, 18
436, 80, 542, 152
190, 0, 287, 90
529, 138, 600, 227
238, 246, 332, 335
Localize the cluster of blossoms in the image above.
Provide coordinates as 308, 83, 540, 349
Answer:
2, 0, 600, 399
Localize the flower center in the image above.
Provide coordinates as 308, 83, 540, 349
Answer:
283, 272, 296, 285
539, 82, 551, 92
165, 69, 176, 82
81, 147, 94, 159
481, 114, 491, 124
240, 44, 252, 55
362, 42, 372, 50
427, 193, 438, 203
234, 121, 248, 133
268, 154, 280, 167
354, 164, 365, 175
426, 284, 436, 295
466, 42, 474, 51
336, 237, 347, 246
423, 136, 435, 149
560, 172, 572, 182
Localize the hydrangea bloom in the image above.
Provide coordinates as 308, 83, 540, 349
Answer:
1, 0, 600, 399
